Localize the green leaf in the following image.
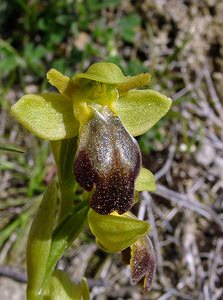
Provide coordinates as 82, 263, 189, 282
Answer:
135, 168, 156, 192
0, 144, 24, 153
43, 200, 89, 289
0, 39, 24, 78
26, 180, 58, 300
88, 209, 149, 253
118, 14, 141, 43
43, 270, 81, 300
11, 93, 78, 140
80, 278, 90, 300
115, 89, 172, 136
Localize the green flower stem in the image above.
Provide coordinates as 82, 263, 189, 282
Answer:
50, 140, 61, 167
51, 137, 78, 222
58, 179, 77, 222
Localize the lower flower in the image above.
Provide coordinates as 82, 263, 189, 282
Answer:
88, 209, 156, 292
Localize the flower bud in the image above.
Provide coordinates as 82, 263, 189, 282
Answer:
73, 106, 141, 215
122, 235, 156, 292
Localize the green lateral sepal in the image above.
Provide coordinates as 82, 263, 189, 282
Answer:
115, 89, 172, 137
11, 93, 78, 140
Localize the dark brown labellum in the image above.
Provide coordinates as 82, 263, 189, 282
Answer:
73, 106, 141, 215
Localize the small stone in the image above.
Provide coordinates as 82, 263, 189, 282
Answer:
24, 84, 39, 94
0, 278, 26, 300
195, 141, 216, 166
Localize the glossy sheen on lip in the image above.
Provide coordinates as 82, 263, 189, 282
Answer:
73, 106, 141, 215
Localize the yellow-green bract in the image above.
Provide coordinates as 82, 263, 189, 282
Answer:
88, 209, 149, 252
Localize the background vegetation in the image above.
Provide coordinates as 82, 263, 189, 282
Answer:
0, 0, 223, 299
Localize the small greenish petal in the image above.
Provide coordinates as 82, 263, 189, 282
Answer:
88, 209, 149, 252
47, 69, 77, 98
117, 73, 151, 93
11, 93, 78, 140
115, 90, 172, 137
75, 62, 126, 84
47, 69, 70, 95
135, 168, 156, 192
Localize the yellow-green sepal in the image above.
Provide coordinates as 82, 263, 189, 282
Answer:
11, 93, 79, 140
115, 89, 172, 137
75, 62, 126, 84
75, 62, 151, 92
88, 209, 149, 253
135, 168, 156, 192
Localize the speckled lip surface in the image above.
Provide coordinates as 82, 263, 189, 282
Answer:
73, 106, 141, 215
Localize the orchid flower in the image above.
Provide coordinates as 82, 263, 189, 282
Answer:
11, 62, 171, 215
11, 62, 171, 295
